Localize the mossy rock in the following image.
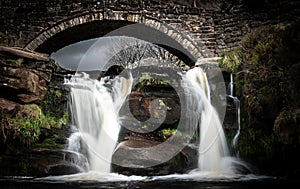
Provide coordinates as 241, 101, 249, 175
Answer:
217, 21, 300, 177
5, 104, 42, 146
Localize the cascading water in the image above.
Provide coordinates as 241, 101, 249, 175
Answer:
64, 65, 244, 175
65, 125, 90, 172
227, 73, 241, 155
65, 72, 133, 173
185, 67, 234, 174
52, 33, 244, 175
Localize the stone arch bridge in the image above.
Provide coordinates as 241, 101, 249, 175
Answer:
0, 0, 299, 65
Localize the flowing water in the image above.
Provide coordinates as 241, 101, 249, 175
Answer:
184, 67, 235, 174
59, 66, 250, 176
0, 66, 288, 188
227, 73, 241, 154
65, 125, 90, 172
0, 36, 275, 186
65, 72, 133, 172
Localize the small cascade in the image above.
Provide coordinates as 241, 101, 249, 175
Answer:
229, 73, 234, 97
231, 98, 240, 153
67, 125, 81, 152
63, 125, 90, 172
227, 73, 241, 154
65, 73, 133, 173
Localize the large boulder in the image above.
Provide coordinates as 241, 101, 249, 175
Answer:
119, 91, 181, 134
112, 136, 197, 176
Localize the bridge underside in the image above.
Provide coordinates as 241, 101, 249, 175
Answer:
28, 19, 204, 67
36, 20, 131, 55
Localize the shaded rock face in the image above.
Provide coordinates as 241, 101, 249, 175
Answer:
0, 47, 78, 177
281, 63, 300, 146
0, 148, 84, 177
118, 83, 182, 141
114, 87, 199, 176
0, 58, 53, 105
0, 47, 55, 148
119, 91, 181, 134
0, 119, 83, 177
0, 98, 18, 113
233, 23, 300, 177
288, 63, 300, 109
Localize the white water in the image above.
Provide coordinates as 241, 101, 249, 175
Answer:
67, 125, 81, 152
65, 125, 90, 172
64, 66, 246, 177
65, 72, 133, 173
185, 67, 234, 174
227, 73, 241, 154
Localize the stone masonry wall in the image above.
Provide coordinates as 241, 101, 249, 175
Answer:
0, 0, 299, 56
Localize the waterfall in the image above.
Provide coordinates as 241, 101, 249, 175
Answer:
185, 67, 234, 174
227, 73, 241, 154
65, 72, 133, 173
64, 66, 242, 175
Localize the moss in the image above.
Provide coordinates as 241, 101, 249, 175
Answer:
42, 88, 65, 112
220, 22, 300, 173
134, 74, 170, 92
40, 81, 70, 129
219, 48, 242, 73
228, 22, 300, 130
238, 24, 287, 114
158, 128, 177, 140
274, 109, 294, 130
9, 118, 40, 146
41, 111, 68, 129
238, 128, 276, 163
33, 134, 64, 149
6, 58, 17, 64
54, 89, 62, 98
0, 103, 68, 147
5, 104, 42, 146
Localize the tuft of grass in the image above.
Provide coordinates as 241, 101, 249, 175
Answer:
219, 48, 242, 73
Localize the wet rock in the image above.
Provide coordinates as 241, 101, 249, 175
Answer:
112, 136, 197, 176
119, 91, 180, 135
0, 47, 76, 177
0, 148, 86, 177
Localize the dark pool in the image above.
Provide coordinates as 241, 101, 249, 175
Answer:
1, 172, 298, 189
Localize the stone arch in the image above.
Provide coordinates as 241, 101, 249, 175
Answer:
24, 10, 209, 65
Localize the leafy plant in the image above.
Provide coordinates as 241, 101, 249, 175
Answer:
0, 104, 68, 147
219, 48, 242, 73
134, 74, 170, 92
5, 104, 43, 146
9, 117, 41, 146
158, 128, 177, 140
41, 111, 68, 129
